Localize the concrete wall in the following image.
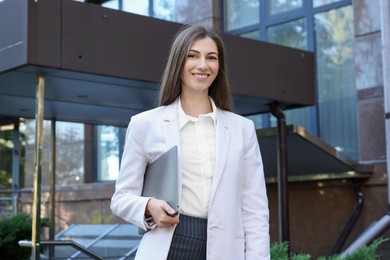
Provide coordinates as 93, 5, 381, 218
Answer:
354, 0, 386, 163
352, 0, 389, 256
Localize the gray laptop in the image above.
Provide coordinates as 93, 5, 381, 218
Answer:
139, 145, 178, 234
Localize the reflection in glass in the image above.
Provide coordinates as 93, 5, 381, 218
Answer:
267, 18, 307, 50
102, 0, 119, 10
313, 0, 340, 8
268, 0, 303, 15
154, 0, 175, 21
22, 120, 85, 187
265, 17, 308, 144
247, 114, 263, 129
123, 0, 149, 16
0, 127, 14, 190
240, 30, 260, 40
97, 125, 119, 181
284, 107, 313, 131
225, 0, 260, 31
314, 6, 358, 159
56, 122, 85, 185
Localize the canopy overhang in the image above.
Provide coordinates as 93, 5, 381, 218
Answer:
258, 125, 373, 181
0, 0, 315, 126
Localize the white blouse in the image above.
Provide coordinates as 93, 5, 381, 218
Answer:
177, 97, 217, 219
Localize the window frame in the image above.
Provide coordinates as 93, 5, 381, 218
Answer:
222, 0, 352, 135
87, 0, 174, 20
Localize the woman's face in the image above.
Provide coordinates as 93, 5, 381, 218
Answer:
180, 37, 219, 96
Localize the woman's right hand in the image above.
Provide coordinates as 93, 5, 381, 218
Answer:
145, 198, 179, 228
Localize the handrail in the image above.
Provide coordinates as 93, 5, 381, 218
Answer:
69, 224, 119, 259
0, 188, 34, 194
119, 246, 138, 260
19, 240, 104, 260
0, 188, 34, 193
329, 191, 364, 255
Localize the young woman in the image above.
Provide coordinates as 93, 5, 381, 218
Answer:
111, 25, 270, 260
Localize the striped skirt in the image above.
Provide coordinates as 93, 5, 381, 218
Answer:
167, 214, 208, 260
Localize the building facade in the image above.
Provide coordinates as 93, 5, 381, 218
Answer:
0, 0, 388, 257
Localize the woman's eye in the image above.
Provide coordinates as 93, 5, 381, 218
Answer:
187, 54, 197, 59
207, 56, 218, 61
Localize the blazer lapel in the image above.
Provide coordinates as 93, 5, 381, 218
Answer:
162, 101, 180, 149
161, 100, 183, 201
209, 109, 230, 204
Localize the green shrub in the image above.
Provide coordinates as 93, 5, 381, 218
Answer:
270, 241, 312, 260
271, 241, 289, 260
271, 237, 388, 260
292, 253, 312, 260
0, 213, 49, 260
342, 238, 389, 260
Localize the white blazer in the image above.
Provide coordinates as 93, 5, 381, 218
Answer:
111, 99, 270, 260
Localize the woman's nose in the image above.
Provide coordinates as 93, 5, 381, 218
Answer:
197, 58, 207, 69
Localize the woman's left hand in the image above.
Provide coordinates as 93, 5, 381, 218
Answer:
145, 198, 180, 228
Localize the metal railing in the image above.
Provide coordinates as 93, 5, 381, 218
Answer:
0, 196, 13, 219
19, 240, 104, 260
0, 188, 33, 219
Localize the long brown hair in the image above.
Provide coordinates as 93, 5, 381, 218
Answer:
159, 25, 232, 111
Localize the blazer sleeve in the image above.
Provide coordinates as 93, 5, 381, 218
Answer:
242, 120, 270, 259
110, 115, 152, 230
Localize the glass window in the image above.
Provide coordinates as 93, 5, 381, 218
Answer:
56, 122, 85, 185
240, 30, 260, 40
224, 0, 357, 159
100, 0, 176, 22
102, 0, 119, 10
266, 18, 311, 130
284, 107, 313, 129
268, 0, 303, 15
123, 0, 149, 16
267, 18, 307, 50
224, 0, 260, 31
247, 114, 263, 129
313, 0, 341, 8
22, 120, 85, 187
154, 0, 175, 21
0, 126, 14, 190
97, 125, 120, 181
23, 120, 51, 188
314, 6, 358, 159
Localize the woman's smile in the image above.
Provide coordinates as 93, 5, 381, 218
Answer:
192, 73, 209, 79
181, 37, 219, 95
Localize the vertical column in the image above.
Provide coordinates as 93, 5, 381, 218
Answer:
32, 74, 45, 260
380, 0, 390, 206
354, 0, 385, 164
49, 119, 56, 260
270, 103, 290, 253
341, 1, 390, 256
12, 121, 20, 216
